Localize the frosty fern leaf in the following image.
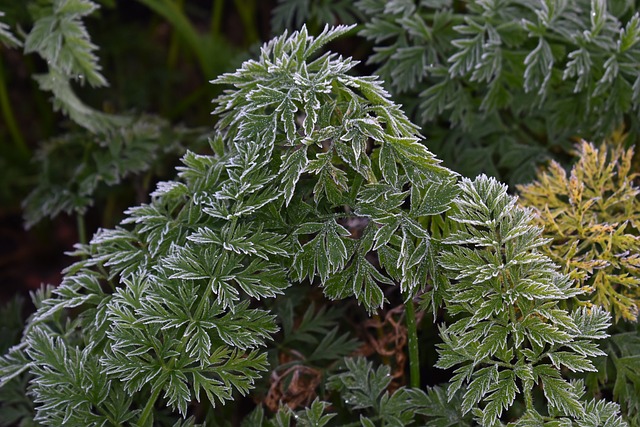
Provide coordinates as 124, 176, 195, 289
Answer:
25, 0, 106, 87
356, 0, 640, 184
436, 175, 625, 425
1, 19, 626, 426
518, 139, 640, 323
213, 23, 457, 311
3, 2, 204, 229
0, 25, 457, 425
517, 138, 640, 423
23, 0, 125, 133
0, 297, 34, 427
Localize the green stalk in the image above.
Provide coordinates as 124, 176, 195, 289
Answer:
210, 0, 224, 38
136, 0, 210, 76
404, 293, 420, 388
0, 56, 29, 159
167, 0, 185, 69
76, 212, 87, 247
137, 386, 162, 427
232, 0, 258, 46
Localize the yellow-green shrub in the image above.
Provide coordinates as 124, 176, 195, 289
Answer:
518, 139, 640, 322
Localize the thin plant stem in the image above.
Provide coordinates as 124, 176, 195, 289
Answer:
404, 293, 420, 388
136, 0, 210, 76
210, 0, 224, 38
232, 0, 258, 46
138, 386, 162, 427
0, 56, 29, 159
167, 0, 185, 69
76, 212, 87, 247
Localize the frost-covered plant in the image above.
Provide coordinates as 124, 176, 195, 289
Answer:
0, 24, 459, 425
23, 0, 120, 132
436, 175, 626, 426
518, 140, 640, 323
0, 12, 628, 425
0, 296, 35, 427
356, 0, 640, 184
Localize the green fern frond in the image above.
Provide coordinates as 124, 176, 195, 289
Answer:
437, 174, 624, 425
22, 115, 203, 227
24, 0, 106, 87
1, 24, 459, 424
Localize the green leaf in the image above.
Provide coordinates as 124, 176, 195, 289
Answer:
386, 135, 448, 185
268, 406, 293, 427
296, 399, 336, 427
307, 327, 359, 362
572, 307, 611, 340
241, 405, 265, 427
294, 219, 351, 282
536, 367, 583, 418
408, 386, 473, 426
481, 370, 518, 426
280, 147, 308, 205
461, 365, 498, 414
522, 316, 572, 347
25, 0, 106, 86
410, 176, 459, 216
547, 351, 596, 373
523, 37, 553, 96
0, 346, 30, 389
323, 232, 392, 313
448, 23, 485, 78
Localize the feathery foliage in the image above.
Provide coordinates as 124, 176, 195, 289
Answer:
436, 174, 625, 425
212, 23, 458, 312
518, 139, 640, 323
0, 24, 459, 424
1, 6, 633, 423
22, 116, 205, 228
7, 1, 212, 228
23, 0, 125, 132
588, 326, 640, 425
0, 296, 34, 427
356, 0, 640, 184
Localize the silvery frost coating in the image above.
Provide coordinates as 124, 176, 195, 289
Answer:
0, 24, 458, 425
